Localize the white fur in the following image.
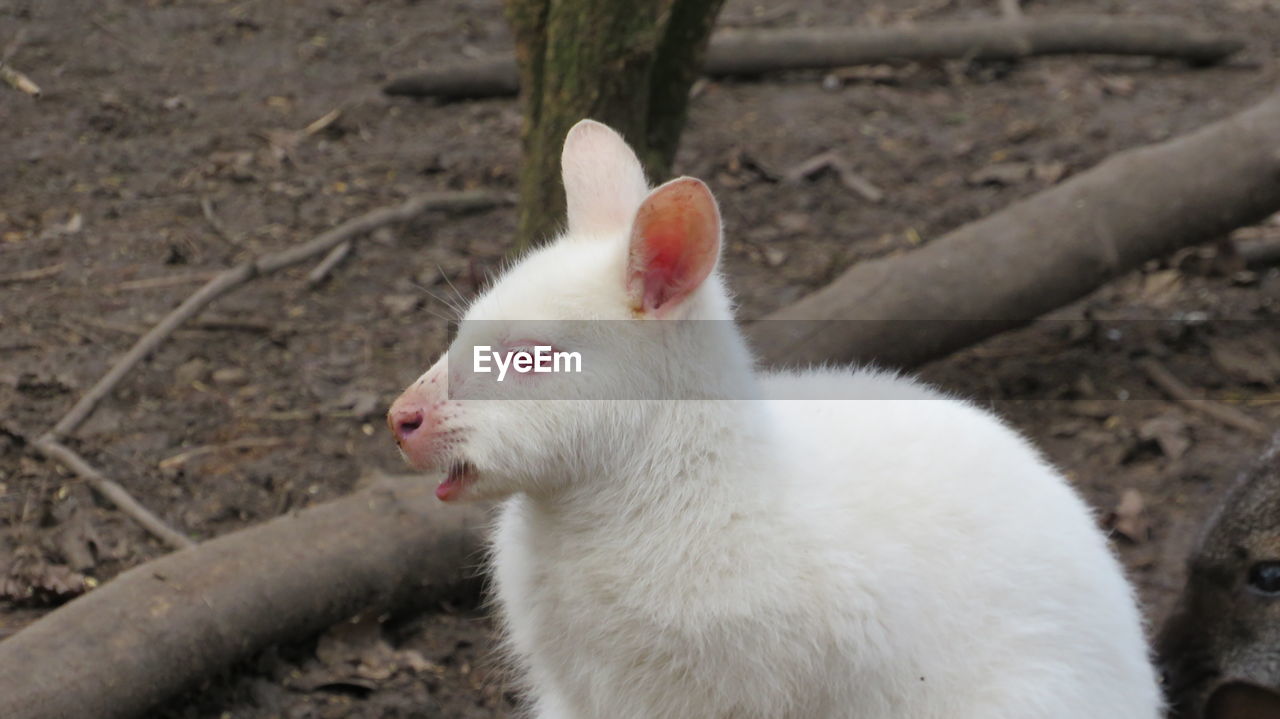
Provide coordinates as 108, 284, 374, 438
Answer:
390, 120, 1162, 718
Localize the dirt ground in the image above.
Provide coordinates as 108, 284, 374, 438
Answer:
2, 0, 1279, 716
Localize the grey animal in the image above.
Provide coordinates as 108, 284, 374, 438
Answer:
1158, 433, 1280, 718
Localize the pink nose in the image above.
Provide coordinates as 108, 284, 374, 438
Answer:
387, 401, 425, 443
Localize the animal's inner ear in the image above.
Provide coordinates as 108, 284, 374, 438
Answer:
625, 177, 721, 317
561, 120, 649, 236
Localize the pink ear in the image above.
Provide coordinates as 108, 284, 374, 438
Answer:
626, 177, 721, 316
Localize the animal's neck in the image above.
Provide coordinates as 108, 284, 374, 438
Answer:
532, 399, 776, 534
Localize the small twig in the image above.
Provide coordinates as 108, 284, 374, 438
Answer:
105, 272, 221, 293
87, 17, 147, 66
0, 62, 40, 97
306, 240, 353, 287
1137, 357, 1270, 438
200, 197, 242, 246
783, 150, 885, 203
158, 438, 285, 471
302, 107, 341, 137
0, 29, 39, 98
0, 263, 64, 285
47, 189, 512, 441
833, 163, 885, 204
999, 0, 1024, 20
783, 150, 841, 182
32, 437, 195, 550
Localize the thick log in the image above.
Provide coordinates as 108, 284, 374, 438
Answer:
384, 16, 1244, 99
0, 478, 489, 719
746, 89, 1280, 370
704, 16, 1244, 75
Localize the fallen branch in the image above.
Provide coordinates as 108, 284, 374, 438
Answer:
711, 15, 1245, 70
746, 88, 1280, 370
384, 16, 1243, 98
0, 476, 490, 719
32, 438, 195, 550
1137, 358, 1270, 439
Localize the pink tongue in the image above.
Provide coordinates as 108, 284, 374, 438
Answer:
436, 475, 462, 502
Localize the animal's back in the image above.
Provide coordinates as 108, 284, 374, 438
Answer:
760, 368, 1162, 718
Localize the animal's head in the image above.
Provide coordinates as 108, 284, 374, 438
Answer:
1158, 435, 1280, 718
386, 119, 750, 503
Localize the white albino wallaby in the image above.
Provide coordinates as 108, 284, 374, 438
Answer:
387, 119, 1162, 719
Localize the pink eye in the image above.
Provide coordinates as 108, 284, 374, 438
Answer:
504, 339, 559, 354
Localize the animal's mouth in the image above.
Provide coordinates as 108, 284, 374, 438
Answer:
437, 460, 478, 502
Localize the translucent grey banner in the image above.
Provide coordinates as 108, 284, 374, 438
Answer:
439, 319, 1280, 401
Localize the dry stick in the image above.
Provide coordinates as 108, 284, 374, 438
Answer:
0, 263, 64, 285
1137, 358, 1270, 439
306, 240, 353, 286
999, 0, 1023, 20
200, 197, 241, 247
0, 64, 40, 96
106, 272, 221, 293
0, 31, 39, 98
32, 438, 196, 550
747, 89, 1280, 370
384, 16, 1243, 98
784, 151, 884, 203
34, 190, 511, 547
302, 107, 341, 136
157, 437, 285, 471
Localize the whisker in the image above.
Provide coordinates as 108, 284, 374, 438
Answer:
439, 264, 470, 311
411, 282, 464, 321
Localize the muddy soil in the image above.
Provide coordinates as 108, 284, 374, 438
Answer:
2, 0, 1279, 716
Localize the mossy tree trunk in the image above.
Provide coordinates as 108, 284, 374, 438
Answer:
505, 0, 726, 251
